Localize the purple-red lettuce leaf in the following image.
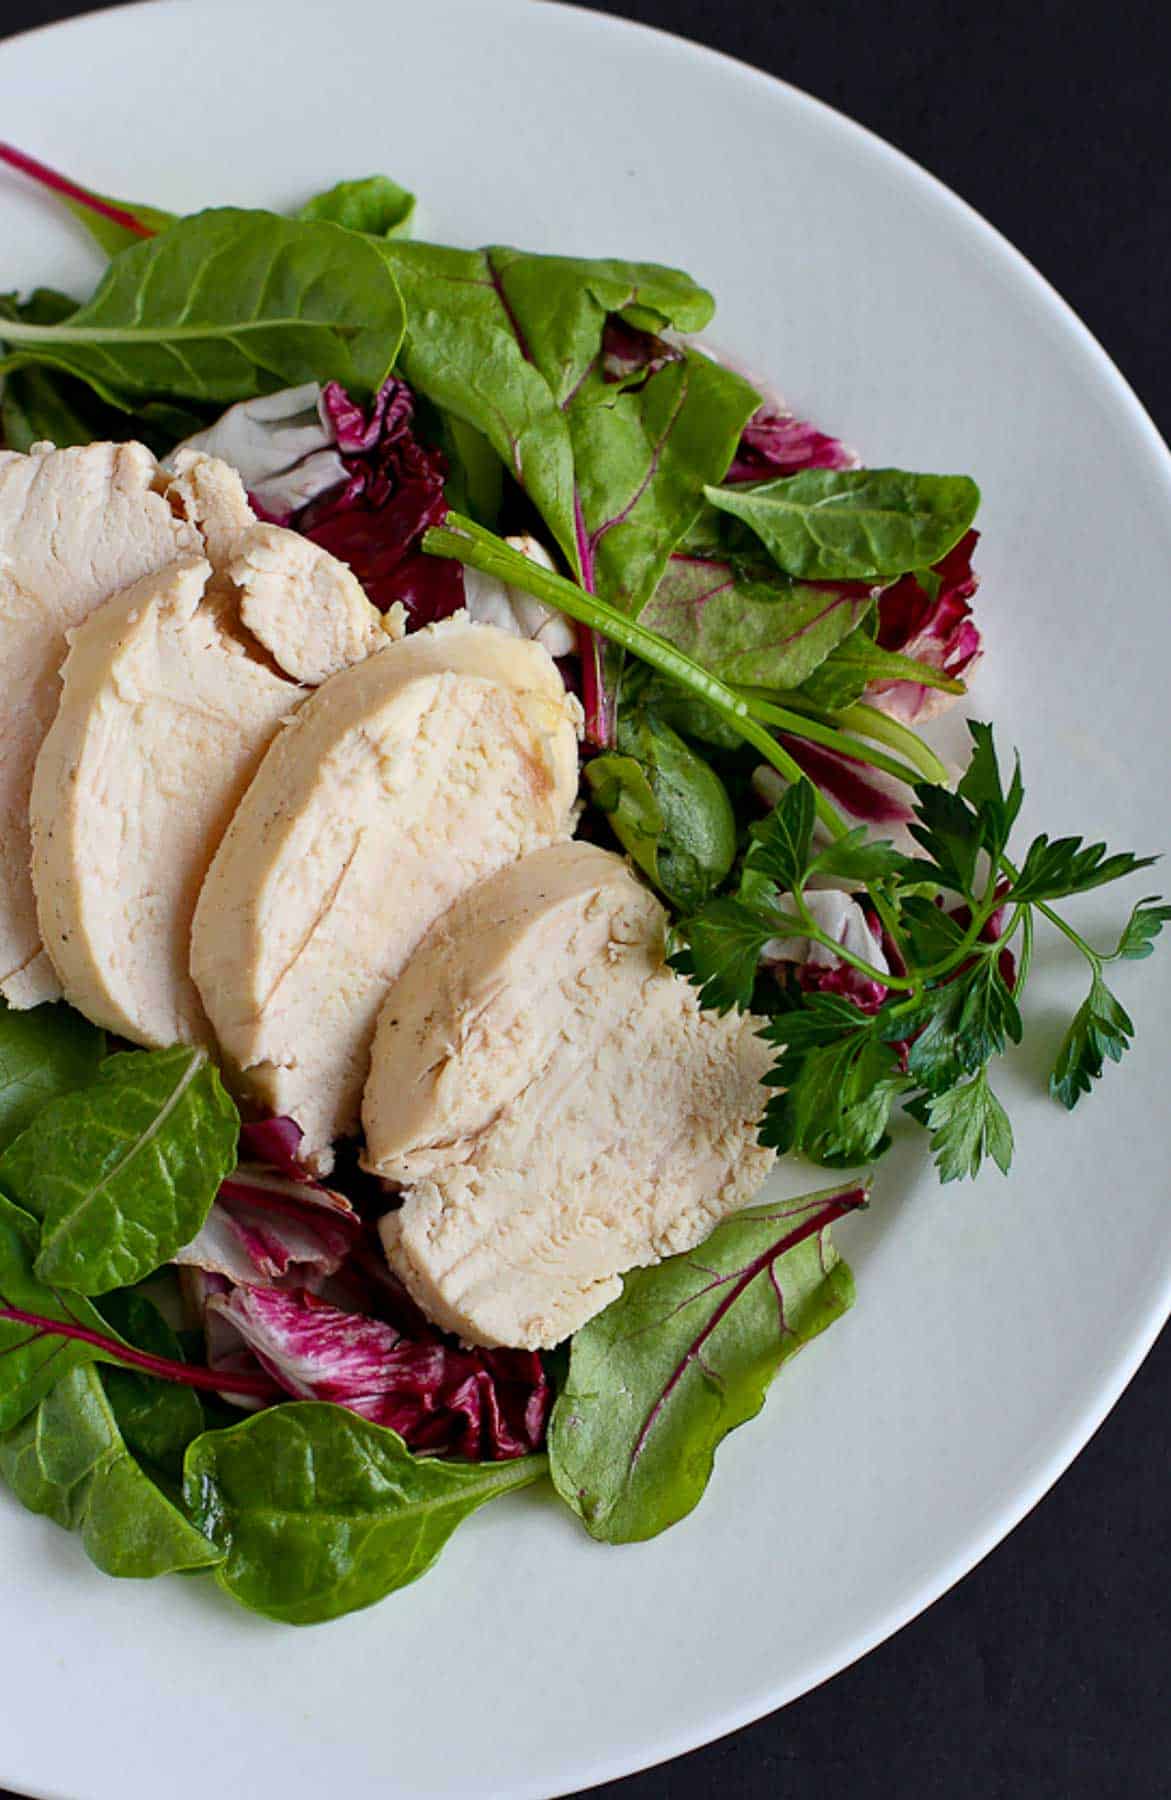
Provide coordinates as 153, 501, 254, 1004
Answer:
203, 1283, 551, 1461
549, 1184, 862, 1542
868, 529, 982, 723
726, 405, 854, 484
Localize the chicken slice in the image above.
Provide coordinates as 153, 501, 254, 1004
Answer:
229, 523, 405, 684
161, 449, 256, 573
0, 442, 202, 1007
30, 558, 306, 1047
367, 842, 776, 1349
190, 616, 583, 1172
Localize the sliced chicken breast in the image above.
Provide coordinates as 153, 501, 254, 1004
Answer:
230, 523, 404, 684
190, 616, 583, 1172
368, 843, 776, 1349
0, 442, 202, 1007
30, 558, 306, 1047
163, 449, 256, 572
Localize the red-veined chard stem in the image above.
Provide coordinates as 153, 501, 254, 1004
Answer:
0, 143, 154, 238
0, 1305, 277, 1399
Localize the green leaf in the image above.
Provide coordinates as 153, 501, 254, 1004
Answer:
96, 1290, 204, 1482
549, 1184, 860, 1543
760, 997, 906, 1165
183, 1403, 546, 1624
0, 1194, 127, 1431
641, 543, 872, 688
61, 192, 175, 257
1009, 834, 1157, 903
1049, 974, 1135, 1110
0, 1364, 219, 1578
1107, 896, 1171, 962
0, 1047, 238, 1295
956, 721, 1023, 863
674, 898, 777, 1015
298, 174, 416, 238
908, 783, 984, 896
911, 1069, 1014, 1181
0, 208, 406, 406
744, 780, 816, 895
808, 827, 920, 886
0, 1001, 104, 1155
893, 956, 1021, 1093
794, 626, 967, 711
703, 468, 980, 581
585, 754, 666, 883
605, 705, 737, 910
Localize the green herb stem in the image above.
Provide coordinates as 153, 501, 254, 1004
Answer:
736, 694, 926, 787
832, 703, 952, 786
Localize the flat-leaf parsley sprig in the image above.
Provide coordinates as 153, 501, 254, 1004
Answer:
673, 723, 1169, 1182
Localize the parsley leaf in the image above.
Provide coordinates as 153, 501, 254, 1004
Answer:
760, 997, 907, 1165
1050, 974, 1135, 1109
956, 720, 1023, 864
907, 784, 984, 897
672, 898, 777, 1014
744, 779, 815, 893
1106, 896, 1171, 962
907, 1069, 1014, 1182
807, 827, 919, 886
1010, 835, 1157, 903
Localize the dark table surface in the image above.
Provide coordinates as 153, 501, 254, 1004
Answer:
2, 3, 1169, 1797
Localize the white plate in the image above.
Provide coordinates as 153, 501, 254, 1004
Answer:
2, 3, 1170, 1796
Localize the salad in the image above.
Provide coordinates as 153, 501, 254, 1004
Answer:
0, 144, 1165, 1626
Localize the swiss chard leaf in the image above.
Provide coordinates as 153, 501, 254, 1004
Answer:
549, 1184, 861, 1543
703, 468, 980, 582
183, 1403, 546, 1625
0, 1047, 238, 1295
0, 1363, 219, 1578
0, 1195, 121, 1431
0, 1000, 104, 1155
298, 174, 416, 238
96, 1289, 205, 1482
1049, 974, 1135, 1110
908, 1069, 1014, 1181
640, 547, 873, 688
0, 209, 406, 406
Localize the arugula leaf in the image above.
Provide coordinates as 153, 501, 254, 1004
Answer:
0, 209, 406, 406
0, 1047, 238, 1295
549, 1184, 861, 1543
1009, 834, 1158, 903
0, 1364, 219, 1578
703, 469, 980, 581
1049, 974, 1135, 1110
1107, 897, 1171, 962
640, 546, 873, 688
183, 1403, 546, 1625
0, 1001, 104, 1155
298, 173, 416, 238
760, 998, 907, 1164
0, 1195, 122, 1431
908, 1069, 1014, 1181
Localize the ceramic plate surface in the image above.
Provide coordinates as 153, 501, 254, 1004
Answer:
2, 4, 1170, 1796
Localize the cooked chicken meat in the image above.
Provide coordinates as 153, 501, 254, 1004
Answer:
0, 442, 202, 1007
367, 842, 775, 1349
230, 523, 404, 684
190, 616, 582, 1172
29, 557, 306, 1047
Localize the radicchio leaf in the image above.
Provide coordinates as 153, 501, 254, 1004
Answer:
726, 406, 854, 484
204, 1284, 550, 1461
868, 529, 982, 723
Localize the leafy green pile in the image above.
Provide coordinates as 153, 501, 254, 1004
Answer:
0, 147, 1165, 1623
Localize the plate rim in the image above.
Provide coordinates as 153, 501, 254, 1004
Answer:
0, 3, 1169, 1793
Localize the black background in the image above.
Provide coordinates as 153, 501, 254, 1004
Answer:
2, 4, 1169, 1797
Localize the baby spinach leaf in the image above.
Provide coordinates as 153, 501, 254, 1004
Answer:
0, 1363, 220, 1578
585, 755, 666, 883
0, 209, 406, 407
96, 1290, 205, 1482
795, 625, 967, 712
0, 1001, 104, 1154
0, 1195, 122, 1431
549, 1185, 861, 1543
298, 173, 416, 238
703, 469, 980, 582
0, 1046, 238, 1295
183, 1403, 546, 1624
641, 548, 874, 689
